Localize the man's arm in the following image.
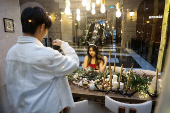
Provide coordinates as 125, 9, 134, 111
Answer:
51, 40, 79, 77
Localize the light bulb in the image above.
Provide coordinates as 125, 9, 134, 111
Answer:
130, 11, 134, 17
92, 2, 95, 9
86, 4, 91, 11
100, 4, 106, 13
76, 8, 80, 15
96, 0, 100, 5
91, 9, 96, 15
82, 0, 87, 6
65, 6, 71, 15
76, 14, 80, 21
116, 9, 121, 17
66, 0, 70, 7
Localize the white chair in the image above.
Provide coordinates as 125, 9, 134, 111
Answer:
106, 66, 126, 74
68, 100, 90, 113
133, 69, 161, 77
105, 95, 152, 113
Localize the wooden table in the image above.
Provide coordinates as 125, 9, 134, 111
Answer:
70, 84, 157, 104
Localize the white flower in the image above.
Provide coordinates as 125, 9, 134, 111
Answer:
90, 80, 95, 84
73, 74, 78, 79
83, 78, 87, 81
73, 81, 76, 84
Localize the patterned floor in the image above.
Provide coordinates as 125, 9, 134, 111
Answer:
70, 43, 156, 72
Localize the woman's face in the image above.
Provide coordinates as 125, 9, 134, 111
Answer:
89, 47, 96, 57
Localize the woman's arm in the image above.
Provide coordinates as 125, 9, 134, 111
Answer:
99, 56, 107, 73
83, 55, 88, 68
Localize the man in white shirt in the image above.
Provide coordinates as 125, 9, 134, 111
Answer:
6, 7, 79, 113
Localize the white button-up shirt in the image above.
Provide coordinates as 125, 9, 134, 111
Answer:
6, 36, 79, 113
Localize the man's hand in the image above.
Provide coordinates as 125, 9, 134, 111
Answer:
52, 39, 63, 46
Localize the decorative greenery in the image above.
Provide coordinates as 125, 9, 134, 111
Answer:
128, 72, 153, 93
67, 67, 154, 94
67, 67, 104, 85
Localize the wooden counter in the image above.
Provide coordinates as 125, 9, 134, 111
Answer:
70, 84, 157, 104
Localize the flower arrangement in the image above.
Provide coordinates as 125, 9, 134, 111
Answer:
67, 67, 155, 94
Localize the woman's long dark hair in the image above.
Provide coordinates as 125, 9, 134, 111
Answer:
87, 45, 104, 69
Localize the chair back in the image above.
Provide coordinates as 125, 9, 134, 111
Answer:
133, 69, 161, 77
105, 95, 152, 113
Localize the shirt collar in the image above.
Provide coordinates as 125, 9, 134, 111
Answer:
17, 36, 44, 47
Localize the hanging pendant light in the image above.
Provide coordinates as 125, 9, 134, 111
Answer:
76, 8, 80, 21
116, 9, 121, 18
91, 2, 95, 15
65, 6, 71, 15
86, 3, 91, 11
76, 15, 80, 21
100, 4, 106, 13
64, 0, 71, 15
92, 2, 95, 9
91, 9, 96, 15
76, 8, 80, 15
82, 0, 87, 6
96, 0, 100, 5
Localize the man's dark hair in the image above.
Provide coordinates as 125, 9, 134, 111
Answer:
21, 7, 52, 35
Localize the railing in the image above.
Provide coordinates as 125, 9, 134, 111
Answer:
131, 38, 169, 71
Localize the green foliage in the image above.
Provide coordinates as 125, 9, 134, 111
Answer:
128, 72, 153, 93
116, 69, 127, 83
67, 67, 104, 85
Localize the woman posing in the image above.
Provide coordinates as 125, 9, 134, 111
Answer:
83, 44, 107, 73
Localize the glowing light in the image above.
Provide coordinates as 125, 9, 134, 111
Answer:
96, 0, 100, 5
86, 3, 91, 11
64, 6, 71, 15
91, 9, 96, 15
146, 21, 150, 23
76, 8, 80, 15
82, 0, 87, 6
100, 4, 106, 13
130, 9, 134, 17
65, 0, 71, 15
61, 12, 64, 14
76, 15, 80, 21
116, 9, 121, 18
92, 2, 95, 9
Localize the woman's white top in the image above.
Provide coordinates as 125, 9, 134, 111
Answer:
6, 36, 79, 113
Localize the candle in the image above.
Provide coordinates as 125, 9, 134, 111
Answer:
109, 70, 112, 90
112, 75, 118, 83
117, 64, 123, 89
114, 55, 116, 72
120, 82, 124, 90
112, 81, 118, 89
102, 69, 108, 89
125, 67, 132, 91
89, 84, 95, 91
154, 68, 158, 93
109, 50, 112, 89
